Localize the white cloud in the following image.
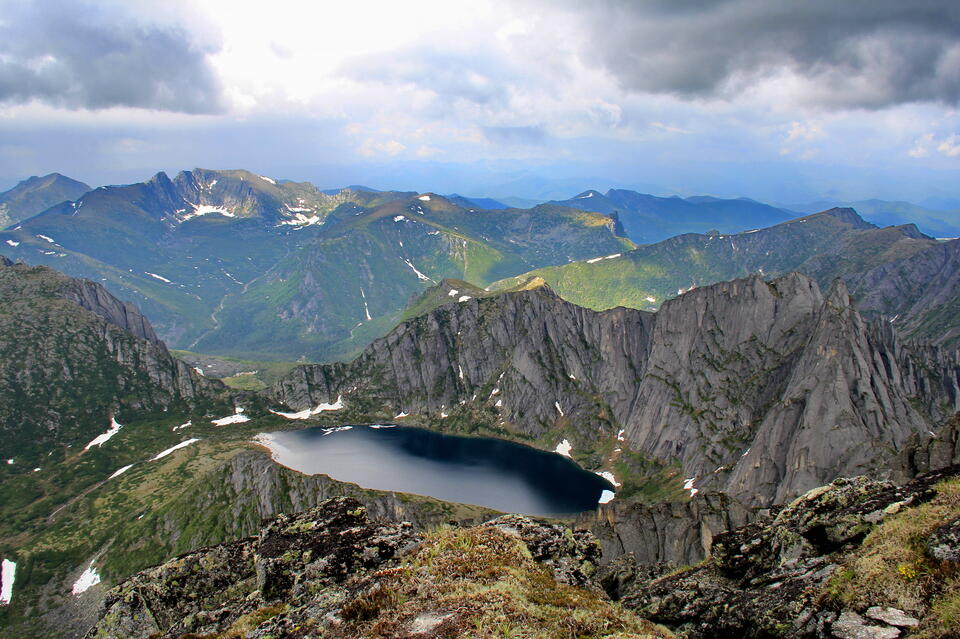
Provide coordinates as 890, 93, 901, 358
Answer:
909, 133, 934, 158
937, 134, 960, 157
358, 139, 406, 157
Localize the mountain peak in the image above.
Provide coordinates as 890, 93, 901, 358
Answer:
820, 207, 874, 229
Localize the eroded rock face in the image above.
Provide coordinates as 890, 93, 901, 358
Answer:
273, 273, 960, 507
86, 498, 617, 639
617, 467, 959, 639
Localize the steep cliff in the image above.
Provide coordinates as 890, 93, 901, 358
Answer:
848, 238, 960, 347
0, 260, 228, 460
273, 273, 960, 506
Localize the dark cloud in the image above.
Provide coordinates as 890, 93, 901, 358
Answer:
560, 0, 960, 109
481, 125, 547, 146
0, 0, 224, 113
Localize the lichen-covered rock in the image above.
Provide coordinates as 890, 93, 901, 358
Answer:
926, 515, 960, 563
617, 467, 960, 639
487, 513, 601, 588
86, 497, 654, 639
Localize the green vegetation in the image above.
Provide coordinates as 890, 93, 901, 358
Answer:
825, 478, 960, 638
326, 525, 671, 639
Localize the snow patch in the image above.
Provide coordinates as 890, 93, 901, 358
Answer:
109, 464, 134, 479
369, 424, 396, 429
458, 295, 471, 302
554, 401, 564, 417
595, 471, 621, 487
5, 240, 18, 247
1, 559, 15, 605
85, 417, 123, 450
683, 477, 699, 498
393, 215, 407, 222
258, 175, 276, 185
395, 411, 409, 418
741, 447, 751, 457
554, 439, 572, 457
212, 407, 250, 426
151, 438, 201, 461
71, 561, 101, 595
598, 490, 615, 504
270, 396, 344, 419
417, 195, 431, 201
280, 213, 321, 226
448, 288, 459, 297
173, 420, 192, 431
744, 229, 759, 234
617, 429, 625, 442
193, 367, 204, 376
644, 296, 656, 303
36, 234, 55, 244
145, 272, 172, 283
184, 204, 235, 220
402, 258, 433, 282
586, 253, 621, 264
458, 364, 465, 381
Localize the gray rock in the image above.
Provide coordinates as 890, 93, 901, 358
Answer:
273, 273, 960, 508
927, 516, 960, 563
831, 611, 900, 639
864, 607, 919, 628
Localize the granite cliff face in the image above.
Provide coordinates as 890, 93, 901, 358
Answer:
274, 273, 960, 506
0, 259, 228, 459
848, 238, 960, 347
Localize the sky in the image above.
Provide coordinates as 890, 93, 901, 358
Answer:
1, 0, 959, 205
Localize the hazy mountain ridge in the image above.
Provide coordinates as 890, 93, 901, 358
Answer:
0, 170, 631, 361
0, 174, 91, 230
489, 208, 940, 320
548, 188, 795, 243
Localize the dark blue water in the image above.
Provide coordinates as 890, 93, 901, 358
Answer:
258, 425, 614, 516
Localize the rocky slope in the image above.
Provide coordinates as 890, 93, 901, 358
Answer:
0, 258, 229, 460
614, 466, 960, 639
85, 497, 669, 639
273, 273, 960, 507
849, 238, 960, 347
0, 173, 90, 230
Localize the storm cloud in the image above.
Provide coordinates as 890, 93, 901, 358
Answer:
0, 0, 224, 113
561, 0, 960, 109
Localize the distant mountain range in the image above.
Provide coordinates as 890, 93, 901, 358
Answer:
547, 189, 795, 243
489, 208, 960, 346
0, 173, 90, 230
0, 169, 631, 361
784, 198, 960, 238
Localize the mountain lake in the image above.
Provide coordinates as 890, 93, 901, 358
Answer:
255, 424, 615, 516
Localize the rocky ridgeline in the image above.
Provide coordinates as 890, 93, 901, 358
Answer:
0, 259, 231, 456
611, 466, 960, 639
273, 272, 960, 507
86, 497, 666, 639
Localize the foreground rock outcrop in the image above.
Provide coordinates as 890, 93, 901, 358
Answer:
616, 466, 960, 639
86, 497, 670, 639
